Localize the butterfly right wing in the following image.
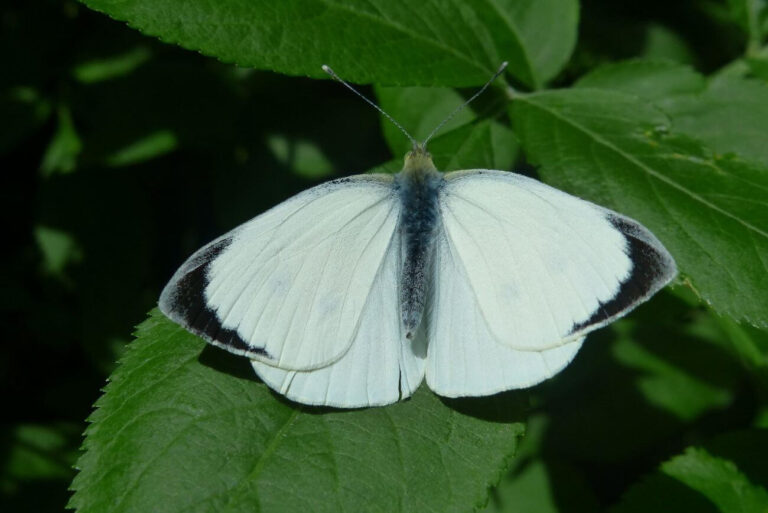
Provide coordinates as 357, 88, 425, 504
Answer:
159, 174, 401, 371
426, 224, 584, 397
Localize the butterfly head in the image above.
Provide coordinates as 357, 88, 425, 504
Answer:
403, 145, 436, 175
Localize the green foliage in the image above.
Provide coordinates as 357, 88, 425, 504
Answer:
79, 0, 578, 88
3, 0, 768, 512
376, 85, 519, 170
512, 87, 768, 327
612, 430, 768, 513
69, 311, 525, 513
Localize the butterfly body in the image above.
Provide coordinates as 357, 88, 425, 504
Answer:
395, 149, 444, 337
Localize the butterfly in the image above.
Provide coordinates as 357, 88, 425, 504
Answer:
159, 64, 677, 408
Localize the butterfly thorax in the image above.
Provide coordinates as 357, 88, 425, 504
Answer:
396, 148, 444, 339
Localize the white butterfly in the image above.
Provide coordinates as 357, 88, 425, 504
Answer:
159, 64, 676, 408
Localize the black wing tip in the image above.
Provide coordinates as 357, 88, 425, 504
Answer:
159, 236, 272, 360
569, 214, 676, 334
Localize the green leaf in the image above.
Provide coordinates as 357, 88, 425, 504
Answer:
575, 60, 705, 101
40, 106, 82, 176
375, 86, 518, 171
576, 59, 768, 167
3, 423, 79, 482
33, 225, 83, 280
511, 88, 768, 328
104, 129, 178, 167
69, 310, 526, 513
429, 120, 517, 172
79, 0, 577, 88
661, 75, 768, 166
490, 0, 579, 88
715, 316, 768, 389
267, 134, 335, 179
713, 44, 768, 80
725, 0, 768, 55
376, 86, 477, 155
609, 315, 737, 421
639, 24, 698, 65
611, 430, 768, 513
1, 423, 80, 512
73, 46, 152, 84
483, 458, 599, 513
528, 292, 745, 463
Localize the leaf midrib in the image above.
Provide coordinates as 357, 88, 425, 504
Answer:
221, 408, 302, 512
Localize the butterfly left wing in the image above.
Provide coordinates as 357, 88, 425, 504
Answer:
436, 169, 676, 352
159, 175, 401, 371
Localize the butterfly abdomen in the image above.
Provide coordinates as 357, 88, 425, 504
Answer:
395, 164, 444, 338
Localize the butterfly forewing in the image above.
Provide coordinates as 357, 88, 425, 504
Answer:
159, 175, 401, 371
436, 170, 676, 352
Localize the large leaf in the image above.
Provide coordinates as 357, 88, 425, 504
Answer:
611, 430, 768, 513
575, 60, 705, 101
661, 75, 768, 166
576, 59, 768, 167
69, 310, 526, 513
511, 88, 768, 328
79, 0, 577, 88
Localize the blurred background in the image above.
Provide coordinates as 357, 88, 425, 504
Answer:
1, 0, 764, 511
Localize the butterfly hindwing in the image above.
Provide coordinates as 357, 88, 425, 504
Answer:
426, 222, 584, 397
252, 232, 427, 407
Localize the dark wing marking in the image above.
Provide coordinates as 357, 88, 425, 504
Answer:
570, 214, 676, 334
159, 237, 271, 359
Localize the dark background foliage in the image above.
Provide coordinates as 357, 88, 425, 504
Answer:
1, 0, 766, 511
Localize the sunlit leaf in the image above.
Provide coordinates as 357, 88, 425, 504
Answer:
40, 106, 82, 176
612, 430, 768, 513
69, 310, 526, 513
33, 225, 83, 279
79, 0, 577, 88
73, 46, 152, 84
104, 129, 177, 167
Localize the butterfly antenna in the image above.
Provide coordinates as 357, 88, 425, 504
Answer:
322, 65, 419, 150
422, 61, 508, 148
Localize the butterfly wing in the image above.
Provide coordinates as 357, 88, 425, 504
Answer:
159, 175, 401, 370
436, 170, 676, 352
252, 233, 427, 407
426, 224, 583, 396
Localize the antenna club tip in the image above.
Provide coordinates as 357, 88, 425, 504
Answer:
500, 61, 509, 68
